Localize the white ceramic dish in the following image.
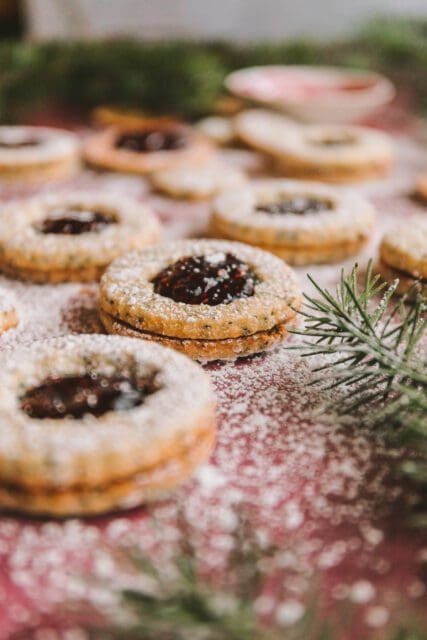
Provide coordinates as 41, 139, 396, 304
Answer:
225, 65, 396, 124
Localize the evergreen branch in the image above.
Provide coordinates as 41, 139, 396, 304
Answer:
291, 261, 427, 513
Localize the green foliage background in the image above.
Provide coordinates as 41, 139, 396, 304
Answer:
0, 17, 426, 122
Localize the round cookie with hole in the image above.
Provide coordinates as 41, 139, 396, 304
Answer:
83, 120, 213, 175
0, 125, 80, 183
235, 110, 393, 183
211, 179, 376, 265
0, 192, 161, 283
0, 334, 216, 516
99, 239, 300, 361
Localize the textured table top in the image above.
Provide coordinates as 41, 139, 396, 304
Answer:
0, 122, 426, 639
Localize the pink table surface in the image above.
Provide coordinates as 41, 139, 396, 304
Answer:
0, 112, 426, 639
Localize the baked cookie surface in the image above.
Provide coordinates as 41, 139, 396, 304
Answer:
0, 334, 216, 515
0, 192, 161, 283
415, 173, 427, 203
100, 239, 300, 359
235, 110, 393, 182
211, 179, 376, 265
0, 125, 79, 183
196, 116, 236, 146
151, 159, 247, 200
0, 287, 18, 334
83, 120, 213, 175
379, 216, 427, 296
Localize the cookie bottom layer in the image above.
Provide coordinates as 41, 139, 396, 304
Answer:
0, 429, 215, 517
377, 260, 426, 300
100, 310, 291, 360
272, 157, 391, 183
0, 261, 105, 284
0, 157, 79, 184
210, 222, 368, 265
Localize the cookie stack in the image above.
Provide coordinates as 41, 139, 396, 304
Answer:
234, 109, 394, 183
211, 179, 376, 265
99, 239, 300, 361
0, 335, 216, 516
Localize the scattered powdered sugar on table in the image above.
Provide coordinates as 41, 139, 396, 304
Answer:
0, 135, 426, 638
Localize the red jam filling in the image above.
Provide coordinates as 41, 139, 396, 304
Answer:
256, 197, 332, 215
36, 208, 116, 235
151, 252, 259, 306
115, 129, 187, 153
21, 372, 158, 419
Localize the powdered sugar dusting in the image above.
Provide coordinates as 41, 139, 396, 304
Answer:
0, 132, 425, 638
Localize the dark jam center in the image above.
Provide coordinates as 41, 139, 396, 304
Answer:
256, 197, 332, 215
36, 208, 116, 235
0, 137, 40, 149
151, 252, 259, 306
115, 129, 187, 153
21, 372, 157, 419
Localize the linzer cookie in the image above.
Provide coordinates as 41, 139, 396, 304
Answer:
0, 334, 216, 516
378, 216, 427, 298
235, 110, 393, 182
211, 179, 376, 265
83, 120, 213, 175
151, 159, 247, 200
0, 193, 160, 283
0, 287, 18, 334
100, 239, 300, 360
0, 125, 79, 183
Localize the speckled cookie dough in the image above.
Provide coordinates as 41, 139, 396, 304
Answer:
0, 430, 215, 517
0, 334, 216, 515
211, 179, 376, 265
151, 159, 247, 200
83, 122, 213, 175
379, 216, 427, 295
0, 192, 161, 283
0, 287, 18, 334
100, 309, 291, 361
0, 125, 80, 183
377, 259, 427, 299
235, 110, 394, 182
100, 239, 300, 360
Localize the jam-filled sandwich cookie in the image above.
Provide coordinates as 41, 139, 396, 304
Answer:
0, 126, 79, 183
211, 179, 376, 265
100, 239, 300, 361
151, 160, 247, 200
0, 335, 216, 516
378, 216, 427, 298
235, 110, 393, 182
0, 287, 18, 334
84, 120, 213, 175
0, 193, 160, 283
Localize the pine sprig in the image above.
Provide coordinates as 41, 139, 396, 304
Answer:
291, 261, 427, 514
291, 262, 426, 427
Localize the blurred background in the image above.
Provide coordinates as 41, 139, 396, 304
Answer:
0, 1, 425, 126
14, 0, 427, 41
